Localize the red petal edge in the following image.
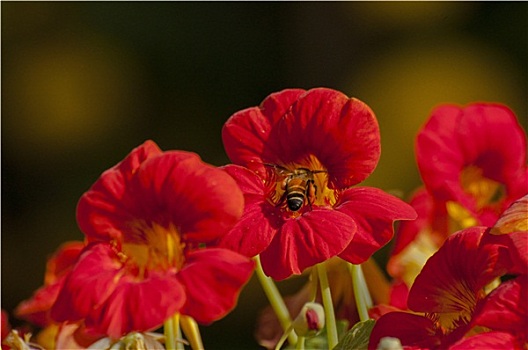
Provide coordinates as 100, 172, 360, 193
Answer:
336, 187, 417, 264
260, 208, 356, 280
177, 248, 254, 324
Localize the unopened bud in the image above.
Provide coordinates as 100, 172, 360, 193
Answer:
292, 302, 325, 337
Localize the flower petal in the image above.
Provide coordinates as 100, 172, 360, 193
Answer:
484, 231, 528, 276
449, 332, 522, 350
176, 248, 254, 324
336, 187, 417, 264
51, 243, 123, 322
471, 275, 528, 336
76, 140, 164, 241
128, 151, 244, 242
222, 89, 306, 174
491, 194, 528, 234
219, 201, 280, 258
218, 165, 281, 257
44, 241, 85, 285
407, 227, 508, 315
260, 209, 356, 280
277, 88, 380, 187
51, 243, 185, 338
455, 104, 526, 189
1, 310, 10, 340
222, 88, 381, 187
87, 271, 185, 339
15, 281, 64, 328
78, 147, 244, 244
368, 312, 441, 350
504, 231, 528, 275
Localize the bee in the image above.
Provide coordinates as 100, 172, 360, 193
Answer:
264, 164, 327, 212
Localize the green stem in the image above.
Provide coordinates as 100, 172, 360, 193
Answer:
164, 313, 184, 350
316, 263, 338, 349
296, 336, 305, 350
164, 315, 176, 350
349, 263, 370, 322
174, 313, 184, 350
180, 315, 204, 350
254, 255, 298, 346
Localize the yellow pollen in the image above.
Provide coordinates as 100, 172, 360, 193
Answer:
448, 165, 505, 228
460, 165, 505, 210
446, 202, 478, 231
122, 222, 185, 279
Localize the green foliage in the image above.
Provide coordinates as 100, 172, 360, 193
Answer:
333, 319, 375, 350
285, 320, 349, 350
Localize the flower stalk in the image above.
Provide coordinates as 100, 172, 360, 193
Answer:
254, 255, 298, 346
349, 263, 371, 322
296, 336, 305, 350
164, 313, 179, 350
180, 315, 204, 350
316, 263, 338, 349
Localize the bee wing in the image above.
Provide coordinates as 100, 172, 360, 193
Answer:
263, 163, 292, 177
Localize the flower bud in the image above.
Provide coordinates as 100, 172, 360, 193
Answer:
292, 302, 325, 337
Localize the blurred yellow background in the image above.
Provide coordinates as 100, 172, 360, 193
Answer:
2, 2, 526, 349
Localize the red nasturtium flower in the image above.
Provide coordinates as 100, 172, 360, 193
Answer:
416, 102, 527, 229
369, 226, 528, 349
50, 140, 255, 339
387, 103, 527, 293
219, 88, 416, 280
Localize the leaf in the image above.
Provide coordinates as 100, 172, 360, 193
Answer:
333, 319, 375, 350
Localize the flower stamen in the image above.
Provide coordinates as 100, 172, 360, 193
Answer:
122, 222, 185, 278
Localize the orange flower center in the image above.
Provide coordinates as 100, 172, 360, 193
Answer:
264, 155, 336, 218
447, 165, 505, 230
120, 222, 185, 279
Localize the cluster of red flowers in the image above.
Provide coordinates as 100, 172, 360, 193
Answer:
371, 103, 527, 349
3, 88, 526, 350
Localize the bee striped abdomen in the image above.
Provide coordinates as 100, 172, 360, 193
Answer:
266, 164, 325, 212
286, 181, 307, 211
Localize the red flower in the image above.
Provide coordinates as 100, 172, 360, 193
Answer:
470, 275, 528, 343
219, 88, 416, 280
369, 227, 527, 349
416, 103, 527, 227
50, 141, 254, 339
2, 310, 10, 345
388, 104, 527, 292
